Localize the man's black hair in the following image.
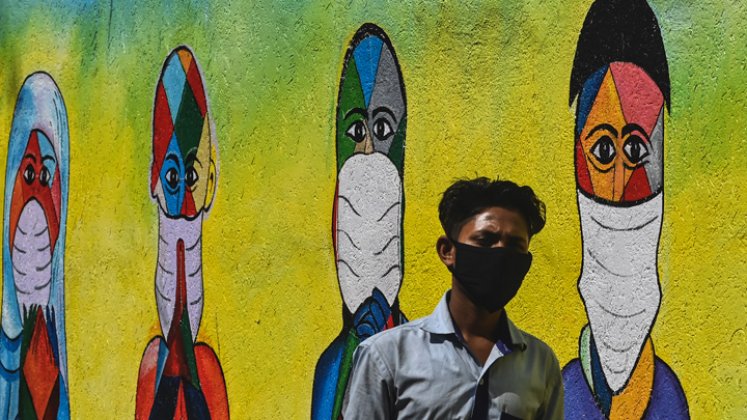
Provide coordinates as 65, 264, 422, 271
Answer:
438, 177, 546, 240
569, 0, 670, 110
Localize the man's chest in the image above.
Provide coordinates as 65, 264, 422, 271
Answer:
390, 340, 545, 419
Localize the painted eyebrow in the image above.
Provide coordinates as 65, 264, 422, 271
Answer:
184, 150, 202, 167
41, 155, 56, 163
165, 154, 180, 166
372, 107, 396, 121
23, 154, 36, 163
622, 123, 650, 140
344, 107, 367, 120
585, 124, 618, 140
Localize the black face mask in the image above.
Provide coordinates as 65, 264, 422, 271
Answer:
449, 241, 532, 313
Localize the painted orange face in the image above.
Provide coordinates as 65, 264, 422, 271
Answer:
576, 62, 664, 204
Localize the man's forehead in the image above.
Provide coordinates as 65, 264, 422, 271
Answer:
462, 207, 528, 232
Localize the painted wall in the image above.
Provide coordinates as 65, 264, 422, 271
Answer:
0, 0, 744, 418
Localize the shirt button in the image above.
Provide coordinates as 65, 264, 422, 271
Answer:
479, 378, 485, 386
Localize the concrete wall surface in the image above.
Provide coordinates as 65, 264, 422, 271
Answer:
0, 0, 744, 418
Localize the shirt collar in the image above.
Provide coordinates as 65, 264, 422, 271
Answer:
420, 291, 527, 351
420, 292, 456, 335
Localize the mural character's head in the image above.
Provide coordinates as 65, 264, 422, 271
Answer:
570, 0, 669, 393
570, 0, 669, 205
151, 46, 217, 220
2, 72, 69, 378
334, 24, 407, 315
152, 46, 217, 341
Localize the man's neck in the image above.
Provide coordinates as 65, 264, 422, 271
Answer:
448, 280, 503, 342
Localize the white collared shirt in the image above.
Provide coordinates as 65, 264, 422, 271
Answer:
342, 291, 563, 419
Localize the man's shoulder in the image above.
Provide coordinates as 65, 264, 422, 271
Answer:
358, 317, 429, 353
515, 327, 561, 366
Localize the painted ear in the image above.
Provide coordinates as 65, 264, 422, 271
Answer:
204, 142, 217, 211
436, 236, 455, 268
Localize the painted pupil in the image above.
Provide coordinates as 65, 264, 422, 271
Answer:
166, 168, 179, 190
23, 164, 34, 184
374, 119, 390, 140
186, 168, 198, 187
348, 121, 366, 143
39, 167, 50, 186
625, 136, 647, 163
594, 137, 615, 164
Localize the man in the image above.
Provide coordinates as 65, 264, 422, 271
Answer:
342, 178, 563, 419
135, 46, 228, 419
0, 72, 71, 419
312, 23, 408, 420
562, 0, 689, 418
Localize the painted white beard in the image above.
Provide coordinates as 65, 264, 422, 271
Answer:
336, 153, 403, 314
12, 200, 52, 311
578, 191, 662, 393
155, 211, 204, 342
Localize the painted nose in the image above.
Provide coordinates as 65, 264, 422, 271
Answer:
354, 126, 375, 155
613, 159, 625, 201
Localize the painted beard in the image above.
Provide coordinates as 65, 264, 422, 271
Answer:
12, 199, 53, 311
155, 210, 204, 342
578, 191, 662, 393
336, 153, 403, 314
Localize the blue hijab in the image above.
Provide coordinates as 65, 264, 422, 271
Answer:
0, 72, 70, 419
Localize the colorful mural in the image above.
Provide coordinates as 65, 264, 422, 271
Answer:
135, 46, 228, 419
0, 1, 743, 418
311, 23, 408, 420
0, 72, 70, 420
561, 0, 689, 418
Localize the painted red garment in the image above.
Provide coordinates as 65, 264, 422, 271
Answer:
135, 337, 228, 420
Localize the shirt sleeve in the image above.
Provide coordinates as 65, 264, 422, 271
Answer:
538, 352, 564, 420
341, 341, 394, 420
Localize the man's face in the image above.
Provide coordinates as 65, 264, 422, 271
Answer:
151, 47, 216, 219
336, 31, 406, 171
455, 207, 529, 253
576, 62, 664, 203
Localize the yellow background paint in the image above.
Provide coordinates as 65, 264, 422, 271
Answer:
0, 0, 744, 418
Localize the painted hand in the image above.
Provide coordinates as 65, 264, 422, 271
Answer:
353, 288, 392, 340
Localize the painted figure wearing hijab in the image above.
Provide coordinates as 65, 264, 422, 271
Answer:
311, 23, 407, 420
135, 46, 228, 420
561, 1, 688, 418
0, 72, 70, 420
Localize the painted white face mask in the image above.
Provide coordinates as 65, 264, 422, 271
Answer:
12, 199, 52, 312
155, 211, 204, 342
336, 153, 403, 314
578, 191, 662, 392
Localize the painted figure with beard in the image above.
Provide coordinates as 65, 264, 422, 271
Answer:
135, 46, 228, 420
561, 1, 688, 418
0, 73, 70, 420
311, 23, 407, 420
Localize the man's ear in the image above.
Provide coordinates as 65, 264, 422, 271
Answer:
437, 235, 455, 268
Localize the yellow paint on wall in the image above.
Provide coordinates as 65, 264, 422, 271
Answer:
0, 1, 744, 418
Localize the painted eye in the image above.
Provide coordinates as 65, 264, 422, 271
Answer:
345, 121, 367, 143
39, 167, 50, 186
590, 136, 616, 165
623, 135, 650, 164
372, 118, 393, 141
23, 165, 35, 185
185, 167, 199, 187
165, 168, 179, 191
